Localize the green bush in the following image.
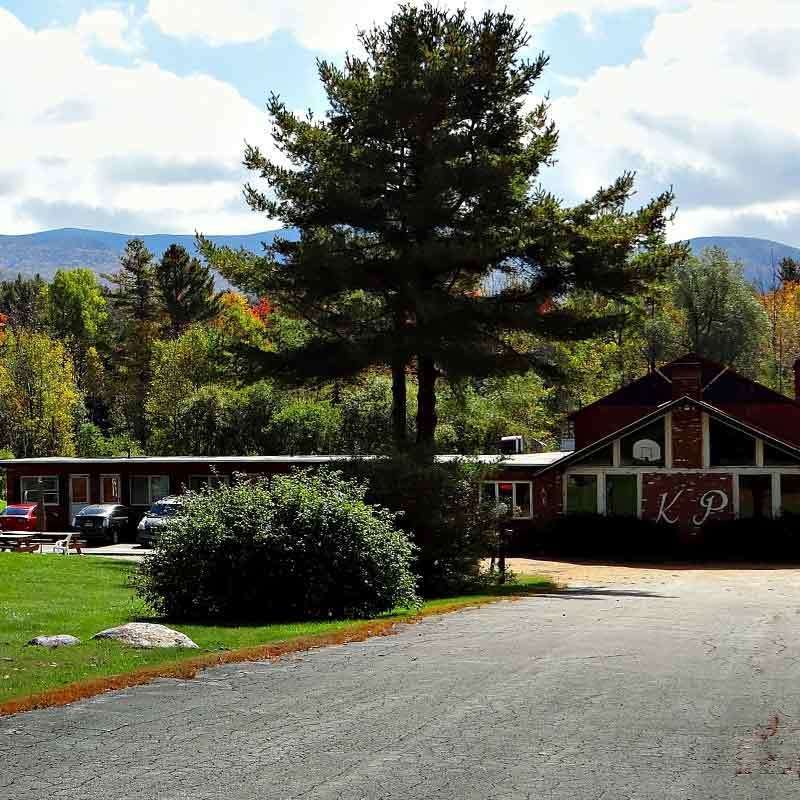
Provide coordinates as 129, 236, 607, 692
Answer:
135, 469, 418, 620
346, 454, 497, 596
699, 516, 800, 562
534, 514, 681, 562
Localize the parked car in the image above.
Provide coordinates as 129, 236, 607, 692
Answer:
72, 504, 130, 543
0, 503, 39, 532
136, 496, 182, 547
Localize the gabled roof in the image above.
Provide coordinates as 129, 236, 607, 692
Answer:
568, 352, 800, 419
540, 394, 800, 475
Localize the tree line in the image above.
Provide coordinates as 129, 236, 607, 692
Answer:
0, 4, 791, 460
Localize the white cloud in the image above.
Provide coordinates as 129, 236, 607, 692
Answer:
146, 0, 680, 50
76, 7, 140, 53
0, 8, 273, 235
547, 0, 800, 243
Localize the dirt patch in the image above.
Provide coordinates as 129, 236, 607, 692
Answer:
506, 558, 800, 586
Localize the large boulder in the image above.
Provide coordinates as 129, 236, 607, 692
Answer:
92, 623, 198, 649
27, 634, 81, 648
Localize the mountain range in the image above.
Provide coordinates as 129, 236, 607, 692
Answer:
0, 228, 797, 288
0, 228, 290, 282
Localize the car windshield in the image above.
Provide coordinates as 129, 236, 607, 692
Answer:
2, 507, 31, 516
79, 505, 112, 516
149, 503, 180, 517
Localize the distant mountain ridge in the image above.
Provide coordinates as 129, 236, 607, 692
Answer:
688, 236, 800, 286
0, 228, 796, 289
0, 227, 291, 282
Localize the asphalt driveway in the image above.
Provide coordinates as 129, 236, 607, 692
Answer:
4, 569, 800, 799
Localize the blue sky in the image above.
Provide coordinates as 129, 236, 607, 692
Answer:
2, 0, 800, 244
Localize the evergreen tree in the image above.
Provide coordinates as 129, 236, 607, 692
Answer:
205, 4, 684, 450
104, 239, 160, 441
104, 239, 159, 323
156, 244, 220, 335
0, 274, 48, 330
779, 256, 800, 284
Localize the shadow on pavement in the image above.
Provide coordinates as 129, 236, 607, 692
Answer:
538, 586, 674, 600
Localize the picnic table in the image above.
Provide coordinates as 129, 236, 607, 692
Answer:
0, 533, 39, 553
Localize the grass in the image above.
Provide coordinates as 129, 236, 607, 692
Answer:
0, 553, 555, 713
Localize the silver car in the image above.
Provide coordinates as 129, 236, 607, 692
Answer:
136, 496, 182, 547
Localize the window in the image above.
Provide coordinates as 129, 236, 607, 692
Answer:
573, 445, 613, 467
621, 420, 665, 467
739, 475, 771, 519
130, 476, 170, 506
480, 481, 532, 519
606, 475, 638, 517
709, 419, 755, 467
101, 475, 121, 504
781, 475, 800, 516
21, 476, 59, 505
188, 475, 230, 492
764, 444, 800, 467
566, 475, 598, 514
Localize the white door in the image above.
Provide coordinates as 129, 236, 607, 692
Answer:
69, 474, 90, 519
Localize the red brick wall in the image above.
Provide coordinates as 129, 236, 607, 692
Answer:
670, 364, 702, 400
641, 472, 733, 529
671, 406, 703, 468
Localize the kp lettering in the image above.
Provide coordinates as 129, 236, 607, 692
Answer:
655, 489, 729, 525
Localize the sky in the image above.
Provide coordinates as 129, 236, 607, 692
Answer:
2, 0, 800, 245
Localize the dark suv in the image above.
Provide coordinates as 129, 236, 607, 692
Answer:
136, 496, 182, 547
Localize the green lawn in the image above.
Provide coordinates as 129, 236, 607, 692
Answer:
0, 553, 554, 708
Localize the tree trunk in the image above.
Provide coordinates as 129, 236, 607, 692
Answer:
416, 355, 437, 449
391, 359, 407, 448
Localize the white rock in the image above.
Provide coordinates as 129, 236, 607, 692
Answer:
28, 634, 81, 648
92, 623, 198, 649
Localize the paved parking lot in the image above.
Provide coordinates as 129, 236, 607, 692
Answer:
4, 568, 800, 799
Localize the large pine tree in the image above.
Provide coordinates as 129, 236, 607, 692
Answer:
206, 4, 685, 450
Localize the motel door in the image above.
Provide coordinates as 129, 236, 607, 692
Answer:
69, 474, 91, 518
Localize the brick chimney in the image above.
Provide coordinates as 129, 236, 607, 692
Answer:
669, 355, 703, 467
670, 355, 703, 400
794, 358, 800, 401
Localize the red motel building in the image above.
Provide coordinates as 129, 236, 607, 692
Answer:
3, 354, 800, 538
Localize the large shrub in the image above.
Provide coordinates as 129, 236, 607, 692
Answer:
135, 469, 418, 620
346, 454, 497, 596
699, 516, 800, 562
534, 514, 681, 562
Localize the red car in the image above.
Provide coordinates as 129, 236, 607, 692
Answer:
0, 503, 39, 532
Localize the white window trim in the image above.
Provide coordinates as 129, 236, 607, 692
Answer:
700, 412, 709, 469
664, 412, 674, 469
20, 475, 60, 506
480, 481, 533, 520
129, 475, 170, 507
